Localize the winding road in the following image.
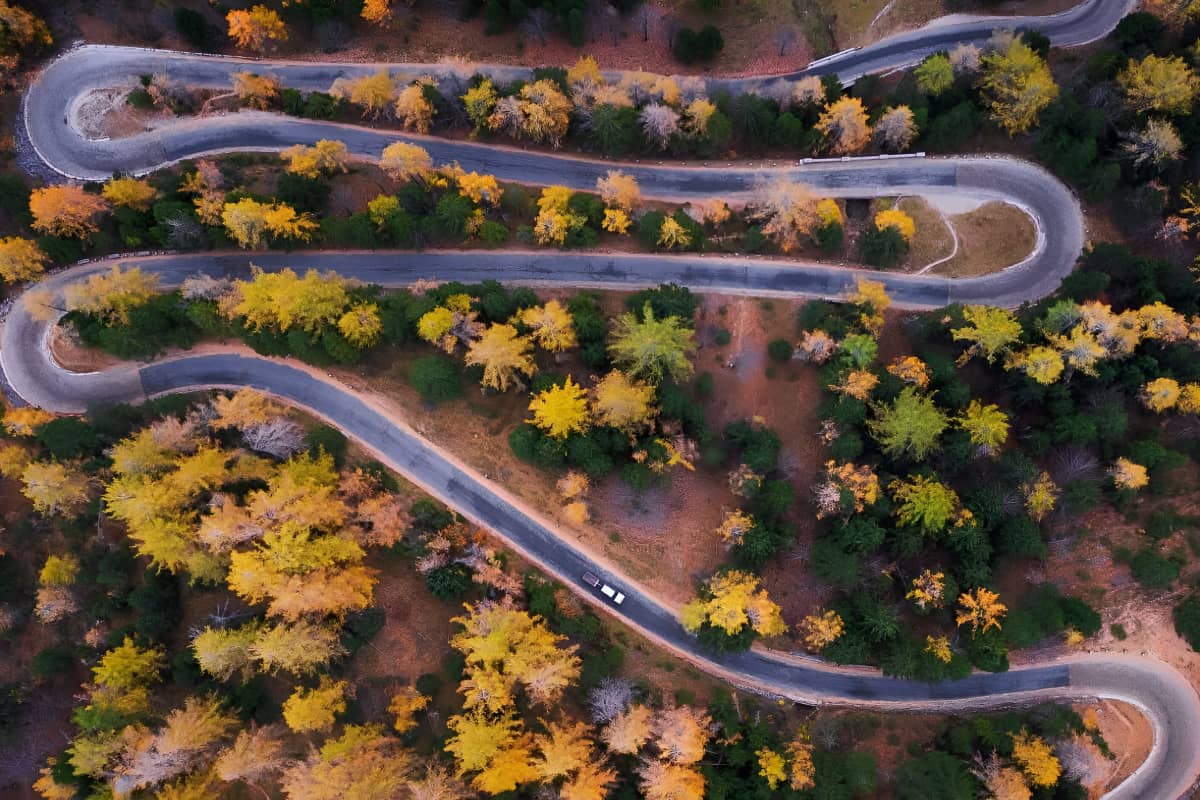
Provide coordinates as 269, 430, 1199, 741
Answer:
8, 1, 1200, 796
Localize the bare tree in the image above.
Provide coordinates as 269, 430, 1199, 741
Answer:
589, 676, 636, 722
1122, 118, 1183, 171
520, 7, 553, 46
242, 418, 307, 459
164, 213, 206, 251
774, 27, 798, 57
180, 273, 230, 300
639, 103, 681, 150
633, 4, 656, 42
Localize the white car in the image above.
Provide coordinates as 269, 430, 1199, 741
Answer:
599, 584, 625, 605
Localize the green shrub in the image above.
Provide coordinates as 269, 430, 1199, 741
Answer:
767, 339, 794, 361
1130, 549, 1178, 588
858, 224, 909, 268
1173, 596, 1200, 650
173, 8, 213, 49
408, 356, 464, 404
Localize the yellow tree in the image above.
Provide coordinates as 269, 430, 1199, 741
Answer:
2, 406, 53, 436
1006, 346, 1064, 385
361, 0, 393, 25
380, 141, 434, 182
465, 324, 536, 392
457, 171, 503, 206
281, 140, 350, 178
608, 304, 696, 384
279, 724, 412, 800
533, 719, 594, 780
956, 588, 1007, 634
518, 300, 576, 351
787, 732, 816, 790
21, 461, 89, 517
654, 706, 711, 765
890, 475, 968, 533
1141, 377, 1181, 412
980, 38, 1059, 134
232, 72, 280, 109
1119, 54, 1197, 115
213, 726, 286, 788
1022, 471, 1058, 522
395, 81, 435, 133
282, 677, 348, 734
64, 264, 159, 324
957, 399, 1009, 455
1109, 457, 1149, 491
816, 96, 871, 154
905, 569, 946, 611
680, 571, 787, 639
813, 460, 880, 517
657, 217, 692, 250
222, 198, 316, 249
715, 509, 755, 546
226, 5, 288, 51
388, 686, 429, 734
0, 236, 47, 283
596, 170, 642, 211
849, 278, 891, 334
463, 79, 498, 132
757, 747, 787, 790
102, 177, 157, 211
338, 303, 383, 349
639, 760, 705, 800
346, 70, 396, 119
799, 609, 844, 651
591, 370, 657, 433
1011, 730, 1061, 787
874, 208, 915, 242
251, 620, 347, 675
528, 377, 591, 440
887, 355, 930, 387
29, 185, 108, 238
192, 623, 261, 682
750, 178, 821, 253
602, 705, 653, 755
229, 267, 348, 333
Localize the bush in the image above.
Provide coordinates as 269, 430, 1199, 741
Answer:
127, 88, 154, 110
767, 339, 794, 361
1130, 549, 1178, 587
673, 25, 724, 63
408, 356, 464, 404
128, 569, 181, 644
35, 418, 100, 460
307, 425, 348, 465
31, 645, 76, 679
426, 563, 474, 600
1173, 595, 1200, 650
714, 328, 732, 346
173, 8, 213, 49
859, 224, 909, 268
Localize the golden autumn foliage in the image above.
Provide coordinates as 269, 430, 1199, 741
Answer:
591, 370, 657, 433
813, 460, 880, 518
395, 81, 436, 133
226, 5, 288, 51
1119, 54, 1198, 115
874, 207, 916, 241
3, 406, 53, 436
102, 177, 157, 211
925, 635, 953, 663
1006, 346, 1065, 385
1110, 457, 1149, 491
282, 677, 348, 733
756, 747, 787, 789
799, 609, 845, 651
681, 570, 787, 638
980, 38, 1059, 134
29, 185, 107, 238
1022, 471, 1058, 522
715, 509, 755, 546
833, 369, 879, 401
380, 141, 434, 182
281, 140, 349, 178
228, 267, 348, 334
21, 461, 90, 517
231, 71, 280, 109
597, 170, 642, 211
656, 217, 692, 250
221, 198, 316, 249
361, 0, 393, 24
816, 96, 872, 154
1142, 376, 1181, 412
63, 264, 159, 324
751, 178, 821, 253
952, 305, 1023, 363
848, 278, 891, 334
603, 705, 653, 754
906, 570, 946, 611
0, 236, 47, 284
345, 70, 396, 119
1011, 730, 1061, 787
528, 377, 591, 440
956, 587, 1007, 634
465, 323, 536, 392
602, 209, 631, 234
887, 355, 930, 387
388, 686, 429, 734
337, 302, 383, 349
890, 474, 969, 534
518, 300, 577, 352
957, 399, 1009, 454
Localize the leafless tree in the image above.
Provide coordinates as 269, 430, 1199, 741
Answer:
1051, 445, 1099, 485
774, 27, 798, 57
589, 676, 636, 722
1122, 118, 1183, 170
180, 273, 230, 300
873, 106, 917, 152
520, 7, 554, 46
639, 102, 680, 150
164, 213, 206, 251
633, 4, 656, 42
242, 418, 307, 459
34, 586, 78, 624
949, 43, 981, 74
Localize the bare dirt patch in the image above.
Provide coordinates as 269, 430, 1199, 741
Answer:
70, 87, 156, 141
932, 201, 1038, 278
49, 324, 126, 372
895, 196, 955, 273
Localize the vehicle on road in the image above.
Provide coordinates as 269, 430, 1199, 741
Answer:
600, 584, 625, 605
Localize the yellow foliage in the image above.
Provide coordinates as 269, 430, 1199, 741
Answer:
518, 300, 577, 352
980, 38, 1059, 134
462, 79, 499, 131
282, 677, 348, 733
957, 399, 1009, 454
926, 635, 953, 663
63, 264, 159, 324
683, 570, 787, 638
0, 442, 32, 478
1142, 376, 1181, 412
787, 733, 816, 790
281, 139, 349, 178
1109, 457, 1149, 491
457, 171, 503, 206
1011, 730, 1061, 787
906, 570, 946, 611
814, 460, 881, 517
226, 5, 288, 50
379, 141, 433, 182
800, 609, 845, 652
388, 686, 429, 734
231, 71, 280, 109
1022, 471, 1058, 522
952, 305, 1023, 363
887, 355, 930, 387
22, 461, 90, 516
395, 81, 435, 133
0, 236, 47, 284
361, 0, 393, 24
816, 197, 844, 227
567, 56, 604, 90
657, 217, 692, 250
849, 278, 891, 334
602, 208, 631, 234
222, 198, 316, 248
715, 509, 755, 545
3, 406, 53, 436
1005, 346, 1065, 385
102, 177, 156, 211
597, 170, 642, 211
956, 587, 1007, 634
603, 705, 653, 754
816, 96, 872, 154
39, 554, 79, 587
337, 302, 383, 349
1119, 54, 1198, 114
756, 747, 788, 790
229, 267, 348, 333
528, 376, 591, 439
591, 370, 657, 433
563, 500, 590, 526
465, 323, 537, 392
639, 761, 705, 800
833, 369, 878, 400
874, 207, 916, 241
346, 70, 396, 118
29, 185, 107, 239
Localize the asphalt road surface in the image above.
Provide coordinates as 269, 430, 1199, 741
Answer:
2, 259, 1199, 799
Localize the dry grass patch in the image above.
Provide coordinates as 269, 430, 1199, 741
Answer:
933, 201, 1037, 278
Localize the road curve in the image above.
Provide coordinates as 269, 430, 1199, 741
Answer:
1, 259, 1198, 800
